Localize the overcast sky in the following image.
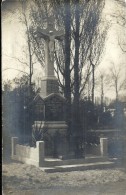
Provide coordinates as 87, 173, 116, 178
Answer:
2, 0, 126, 99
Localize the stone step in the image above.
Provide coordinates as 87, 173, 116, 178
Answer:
43, 156, 110, 167
40, 161, 115, 173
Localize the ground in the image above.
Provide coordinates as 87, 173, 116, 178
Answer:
2, 159, 126, 195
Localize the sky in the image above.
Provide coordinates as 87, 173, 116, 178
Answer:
100, 0, 126, 70
2, 0, 44, 82
2, 0, 126, 99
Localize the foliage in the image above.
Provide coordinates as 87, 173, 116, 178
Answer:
32, 121, 48, 147
108, 137, 123, 157
2, 75, 37, 144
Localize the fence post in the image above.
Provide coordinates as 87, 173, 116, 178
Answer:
100, 137, 108, 157
11, 137, 18, 157
36, 141, 44, 166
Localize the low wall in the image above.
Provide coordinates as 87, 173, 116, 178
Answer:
11, 137, 44, 167
11, 137, 108, 167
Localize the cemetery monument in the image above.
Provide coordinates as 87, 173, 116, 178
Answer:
32, 17, 68, 158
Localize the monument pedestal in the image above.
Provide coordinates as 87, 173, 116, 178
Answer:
33, 81, 68, 157
33, 92, 68, 157
33, 121, 67, 134
32, 121, 68, 157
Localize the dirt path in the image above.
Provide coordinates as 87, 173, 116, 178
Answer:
2, 160, 126, 195
3, 181, 126, 195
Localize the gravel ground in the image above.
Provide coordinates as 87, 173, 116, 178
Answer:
2, 160, 126, 195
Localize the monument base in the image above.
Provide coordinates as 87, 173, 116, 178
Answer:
33, 121, 67, 134
32, 121, 68, 157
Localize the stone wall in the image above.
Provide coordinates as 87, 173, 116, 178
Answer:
11, 137, 44, 167
11, 137, 109, 168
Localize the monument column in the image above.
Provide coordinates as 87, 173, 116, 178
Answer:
45, 40, 54, 77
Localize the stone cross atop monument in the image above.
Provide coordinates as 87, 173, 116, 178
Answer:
35, 17, 65, 97
37, 16, 64, 78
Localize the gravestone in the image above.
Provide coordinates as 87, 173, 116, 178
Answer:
32, 17, 68, 157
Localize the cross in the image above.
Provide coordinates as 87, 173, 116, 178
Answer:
36, 16, 64, 77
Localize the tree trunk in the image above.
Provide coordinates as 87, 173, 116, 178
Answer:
101, 75, 104, 111
73, 0, 82, 157
92, 64, 95, 105
64, 0, 72, 147
115, 81, 118, 102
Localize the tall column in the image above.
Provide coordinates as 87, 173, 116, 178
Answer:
45, 41, 54, 77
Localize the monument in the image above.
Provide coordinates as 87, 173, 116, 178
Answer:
32, 17, 68, 157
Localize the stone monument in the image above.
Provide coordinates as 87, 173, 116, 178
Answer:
32, 17, 68, 157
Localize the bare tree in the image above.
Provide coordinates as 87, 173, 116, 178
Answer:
88, 23, 108, 104
112, 0, 126, 52
95, 69, 106, 109
2, 0, 38, 92
19, 0, 38, 91
106, 62, 126, 101
30, 0, 107, 94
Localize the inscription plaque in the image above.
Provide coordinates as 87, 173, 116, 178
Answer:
45, 95, 65, 121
